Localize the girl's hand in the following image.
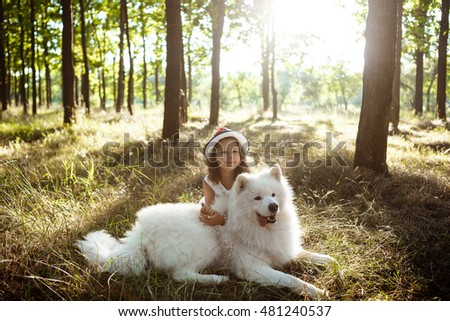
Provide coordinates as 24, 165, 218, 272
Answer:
200, 203, 226, 226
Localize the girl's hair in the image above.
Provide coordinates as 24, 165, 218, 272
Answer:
205, 146, 250, 184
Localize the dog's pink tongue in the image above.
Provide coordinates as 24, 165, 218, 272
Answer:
259, 215, 268, 227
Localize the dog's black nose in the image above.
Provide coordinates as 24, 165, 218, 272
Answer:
268, 203, 279, 213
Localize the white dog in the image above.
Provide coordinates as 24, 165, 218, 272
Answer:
76, 165, 335, 297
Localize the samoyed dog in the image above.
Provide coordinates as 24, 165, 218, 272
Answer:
76, 164, 335, 297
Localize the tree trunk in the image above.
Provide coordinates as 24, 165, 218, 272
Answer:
74, 75, 79, 106
113, 56, 117, 109
101, 68, 106, 110
180, 50, 188, 123
0, 0, 7, 119
261, 31, 270, 113
14, 75, 18, 107
6, 38, 11, 107
188, 55, 193, 104
37, 50, 42, 107
339, 84, 348, 110
270, 13, 278, 121
180, 89, 187, 124
354, 0, 397, 174
413, 2, 431, 116
18, 0, 28, 114
414, 50, 424, 115
89, 8, 106, 110
141, 2, 147, 110
62, 0, 76, 124
42, 3, 52, 109
235, 82, 243, 109
142, 43, 147, 109
116, 0, 126, 113
426, 66, 437, 112
99, 34, 106, 110
30, 0, 37, 114
80, 0, 90, 115
162, 0, 183, 141
125, 0, 133, 115
155, 62, 160, 102
209, 0, 225, 126
437, 0, 449, 121
44, 44, 51, 108
97, 69, 103, 110
390, 0, 403, 134
256, 0, 270, 114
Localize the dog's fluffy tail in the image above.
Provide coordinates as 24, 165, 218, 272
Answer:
76, 230, 146, 275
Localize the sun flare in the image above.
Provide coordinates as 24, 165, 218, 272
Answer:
222, 0, 365, 74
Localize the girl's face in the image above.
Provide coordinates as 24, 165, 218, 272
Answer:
214, 138, 241, 171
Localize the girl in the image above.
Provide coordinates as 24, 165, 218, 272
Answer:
199, 127, 250, 226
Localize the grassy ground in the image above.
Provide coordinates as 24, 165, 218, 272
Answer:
1, 106, 449, 300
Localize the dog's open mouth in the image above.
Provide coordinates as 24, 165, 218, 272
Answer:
257, 213, 277, 227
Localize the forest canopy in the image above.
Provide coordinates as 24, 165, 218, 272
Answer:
0, 0, 447, 123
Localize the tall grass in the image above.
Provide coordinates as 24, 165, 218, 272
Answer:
1, 107, 449, 300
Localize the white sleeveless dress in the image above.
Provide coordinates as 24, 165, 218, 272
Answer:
199, 175, 231, 205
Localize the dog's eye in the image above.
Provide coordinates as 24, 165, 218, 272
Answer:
272, 193, 276, 197
254, 196, 262, 200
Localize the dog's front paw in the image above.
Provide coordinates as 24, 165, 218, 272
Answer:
221, 275, 231, 282
215, 275, 230, 283
314, 254, 336, 265
302, 284, 324, 298
324, 255, 336, 264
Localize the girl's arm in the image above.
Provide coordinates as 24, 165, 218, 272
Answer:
200, 180, 226, 226
202, 180, 215, 207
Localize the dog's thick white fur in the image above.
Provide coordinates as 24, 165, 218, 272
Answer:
76, 165, 335, 297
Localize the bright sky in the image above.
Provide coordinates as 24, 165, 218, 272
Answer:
222, 0, 366, 74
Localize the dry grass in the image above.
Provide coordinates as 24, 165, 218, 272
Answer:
1, 107, 449, 300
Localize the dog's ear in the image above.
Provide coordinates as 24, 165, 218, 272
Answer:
270, 164, 282, 181
235, 174, 249, 192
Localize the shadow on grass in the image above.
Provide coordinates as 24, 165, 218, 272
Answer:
292, 163, 450, 300
0, 125, 64, 144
